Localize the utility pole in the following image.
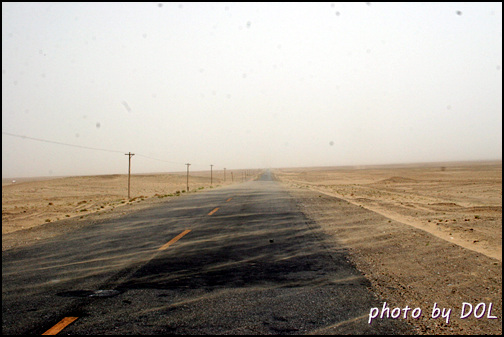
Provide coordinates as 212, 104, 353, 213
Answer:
185, 163, 191, 191
224, 168, 226, 182
125, 152, 135, 199
210, 164, 213, 186
231, 172, 234, 182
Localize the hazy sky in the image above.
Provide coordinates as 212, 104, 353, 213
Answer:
2, 2, 502, 178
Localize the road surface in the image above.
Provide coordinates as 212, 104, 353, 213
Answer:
2, 171, 414, 334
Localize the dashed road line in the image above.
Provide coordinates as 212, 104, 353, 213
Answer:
158, 229, 191, 250
42, 201, 226, 334
42, 317, 78, 335
208, 207, 219, 216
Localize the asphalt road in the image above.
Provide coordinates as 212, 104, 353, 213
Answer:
2, 170, 414, 334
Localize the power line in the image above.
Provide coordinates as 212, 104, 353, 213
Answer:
3, 130, 230, 200
2, 131, 125, 154
2, 131, 213, 169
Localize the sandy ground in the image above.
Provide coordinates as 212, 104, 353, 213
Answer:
274, 160, 501, 335
2, 162, 501, 334
2, 169, 257, 249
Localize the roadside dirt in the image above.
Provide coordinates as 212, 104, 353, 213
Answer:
274, 161, 502, 335
2, 170, 255, 251
2, 164, 501, 334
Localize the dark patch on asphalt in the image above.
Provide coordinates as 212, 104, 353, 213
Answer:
119, 194, 369, 292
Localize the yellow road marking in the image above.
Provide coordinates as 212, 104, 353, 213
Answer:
208, 207, 219, 216
158, 229, 191, 250
42, 317, 78, 335
226, 198, 232, 202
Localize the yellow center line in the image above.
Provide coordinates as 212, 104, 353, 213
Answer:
208, 207, 219, 216
42, 317, 78, 335
158, 229, 192, 251
226, 198, 232, 202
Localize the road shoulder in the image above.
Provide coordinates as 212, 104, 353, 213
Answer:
283, 184, 502, 335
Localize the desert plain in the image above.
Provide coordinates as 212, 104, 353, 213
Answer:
274, 160, 501, 334
2, 169, 256, 249
2, 161, 502, 334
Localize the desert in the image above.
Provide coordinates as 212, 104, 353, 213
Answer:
2, 161, 502, 334
274, 160, 502, 262
2, 169, 256, 250
274, 160, 501, 334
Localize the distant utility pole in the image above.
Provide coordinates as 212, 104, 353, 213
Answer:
231, 172, 234, 182
185, 163, 191, 191
224, 168, 226, 182
125, 152, 135, 199
210, 164, 213, 186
